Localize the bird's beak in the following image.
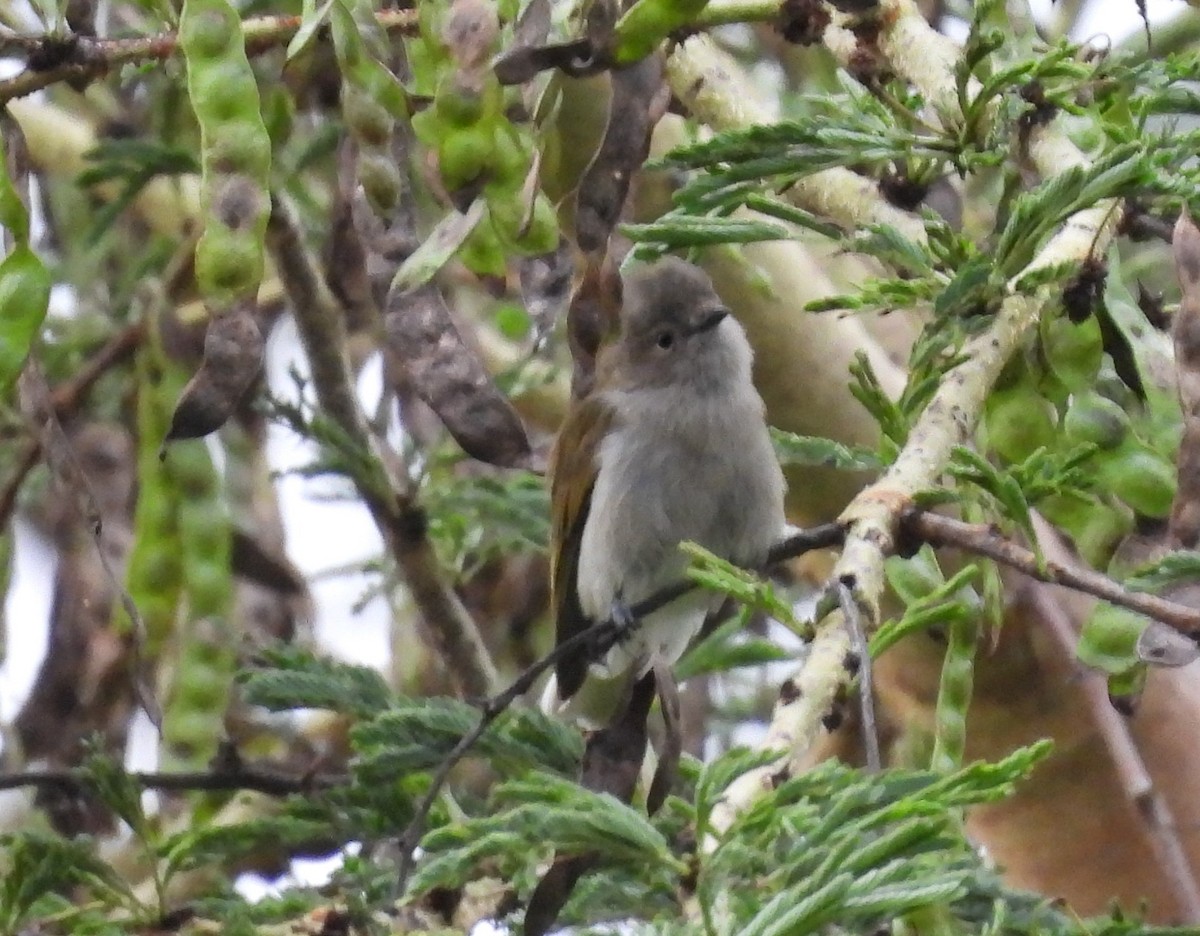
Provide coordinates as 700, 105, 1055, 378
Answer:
693, 309, 729, 335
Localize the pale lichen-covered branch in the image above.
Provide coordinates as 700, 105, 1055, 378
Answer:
696, 0, 1127, 840
665, 33, 929, 244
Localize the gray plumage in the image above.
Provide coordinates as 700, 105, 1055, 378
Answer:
545, 257, 786, 722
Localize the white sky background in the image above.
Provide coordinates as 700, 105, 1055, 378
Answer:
0, 0, 1191, 916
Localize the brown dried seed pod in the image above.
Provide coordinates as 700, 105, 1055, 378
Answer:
575, 54, 669, 254
443, 0, 500, 70
165, 305, 264, 443
384, 284, 533, 469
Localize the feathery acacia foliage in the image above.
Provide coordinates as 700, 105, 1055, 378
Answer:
2, 0, 1200, 932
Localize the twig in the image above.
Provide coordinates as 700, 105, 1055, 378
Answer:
837, 580, 880, 772
266, 197, 499, 700
394, 521, 846, 893
0, 9, 417, 105
0, 764, 345, 797
0, 320, 144, 531
905, 509, 1200, 635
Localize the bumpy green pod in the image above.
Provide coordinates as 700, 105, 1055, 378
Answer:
120, 340, 186, 658
459, 214, 508, 277
161, 439, 234, 768
180, 0, 272, 311
1039, 311, 1102, 392
930, 614, 980, 773
982, 379, 1057, 464
1077, 602, 1144, 675
332, 1, 407, 215
1096, 439, 1177, 519
1063, 391, 1130, 451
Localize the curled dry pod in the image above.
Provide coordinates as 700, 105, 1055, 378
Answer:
575, 54, 669, 254
383, 283, 533, 469
165, 305, 264, 443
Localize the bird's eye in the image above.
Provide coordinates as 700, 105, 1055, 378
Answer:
656, 331, 674, 350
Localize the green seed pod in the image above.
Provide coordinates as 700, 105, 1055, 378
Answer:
885, 549, 944, 604
121, 339, 187, 658
1073, 501, 1133, 570
1097, 440, 1177, 518
483, 122, 529, 196
982, 380, 1057, 464
513, 194, 559, 256
612, 0, 710, 66
438, 124, 493, 192
1040, 310, 1103, 392
434, 70, 501, 129
458, 215, 507, 277
181, 0, 272, 312
207, 122, 273, 178
930, 616, 979, 773
343, 87, 394, 147
1077, 602, 1144, 675
180, 6, 236, 60
1064, 391, 1130, 450
358, 150, 404, 212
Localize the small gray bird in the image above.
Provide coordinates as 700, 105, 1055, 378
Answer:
542, 256, 787, 723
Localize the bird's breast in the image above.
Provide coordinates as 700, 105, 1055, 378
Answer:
575, 386, 785, 619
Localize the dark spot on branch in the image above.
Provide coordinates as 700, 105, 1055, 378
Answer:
843, 650, 861, 675
879, 170, 927, 211
26, 35, 80, 71
821, 706, 844, 732
779, 677, 801, 704
777, 0, 830, 46
1062, 256, 1107, 323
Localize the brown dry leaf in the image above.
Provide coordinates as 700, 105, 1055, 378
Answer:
384, 283, 533, 468
575, 53, 669, 254
164, 303, 265, 444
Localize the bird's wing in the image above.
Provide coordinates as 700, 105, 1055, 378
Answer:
549, 396, 614, 699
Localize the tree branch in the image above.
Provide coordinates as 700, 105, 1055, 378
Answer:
265, 198, 500, 701
0, 320, 144, 531
665, 33, 929, 244
906, 510, 1200, 637
395, 522, 847, 892
0, 9, 417, 105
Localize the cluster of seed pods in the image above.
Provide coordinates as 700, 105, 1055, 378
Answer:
409, 0, 558, 276
331, 0, 408, 214
982, 298, 1176, 568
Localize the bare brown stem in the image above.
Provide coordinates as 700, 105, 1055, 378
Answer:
0, 10, 417, 104
265, 197, 499, 701
0, 320, 143, 531
905, 510, 1200, 635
